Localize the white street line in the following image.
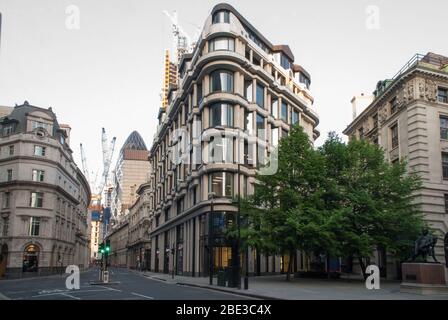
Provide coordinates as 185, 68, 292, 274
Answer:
96, 285, 122, 292
60, 293, 81, 300
131, 292, 154, 300
31, 289, 110, 298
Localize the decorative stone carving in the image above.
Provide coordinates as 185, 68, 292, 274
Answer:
425, 79, 437, 102
378, 104, 388, 124
417, 78, 437, 102
397, 83, 405, 108
418, 78, 426, 99
404, 80, 415, 103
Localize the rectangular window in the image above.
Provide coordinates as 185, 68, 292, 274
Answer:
3, 192, 10, 209
32, 169, 45, 182
7, 169, 12, 182
256, 114, 265, 141
390, 97, 397, 115
192, 186, 197, 206
373, 113, 378, 129
271, 127, 279, 147
209, 172, 233, 197
245, 111, 253, 135
281, 102, 288, 122
280, 54, 291, 70
441, 116, 448, 140
256, 84, 265, 108
209, 136, 234, 164
271, 97, 278, 118
445, 194, 448, 214
2, 217, 9, 236
443, 153, 448, 179
244, 81, 253, 102
391, 123, 399, 149
9, 145, 14, 156
438, 87, 448, 103
197, 83, 203, 105
177, 198, 184, 215
29, 217, 40, 236
292, 110, 299, 125
31, 121, 48, 130
30, 192, 44, 208
3, 124, 14, 136
34, 145, 46, 156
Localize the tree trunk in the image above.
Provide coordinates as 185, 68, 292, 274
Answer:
358, 257, 367, 280
286, 253, 293, 281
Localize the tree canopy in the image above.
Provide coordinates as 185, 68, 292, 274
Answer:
237, 125, 424, 280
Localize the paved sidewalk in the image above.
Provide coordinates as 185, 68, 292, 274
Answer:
137, 271, 448, 300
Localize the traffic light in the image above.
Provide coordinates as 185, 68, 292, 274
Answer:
105, 239, 110, 254
99, 242, 105, 254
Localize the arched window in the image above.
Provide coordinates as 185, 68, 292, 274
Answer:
209, 37, 235, 52
23, 244, 39, 272
210, 70, 234, 93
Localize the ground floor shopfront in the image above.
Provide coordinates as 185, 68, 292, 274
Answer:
148, 208, 318, 279
127, 241, 151, 271
148, 206, 418, 281
0, 237, 89, 279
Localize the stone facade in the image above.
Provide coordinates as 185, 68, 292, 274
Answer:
127, 182, 152, 270
0, 102, 90, 279
107, 220, 128, 268
343, 52, 448, 279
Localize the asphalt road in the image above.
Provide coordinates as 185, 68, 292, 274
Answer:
0, 268, 252, 300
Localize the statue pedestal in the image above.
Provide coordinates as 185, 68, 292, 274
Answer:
400, 263, 448, 295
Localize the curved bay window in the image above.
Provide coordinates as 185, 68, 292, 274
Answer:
209, 172, 234, 197
212, 10, 230, 24
23, 244, 39, 272
208, 136, 234, 164
210, 70, 234, 93
209, 37, 235, 52
209, 103, 234, 127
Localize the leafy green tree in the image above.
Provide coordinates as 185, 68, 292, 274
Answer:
236, 128, 424, 281
319, 133, 424, 279
237, 125, 329, 280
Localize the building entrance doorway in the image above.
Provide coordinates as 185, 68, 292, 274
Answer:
213, 246, 232, 272
0, 244, 8, 278
23, 244, 39, 272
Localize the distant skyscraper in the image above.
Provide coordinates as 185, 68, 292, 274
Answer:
161, 50, 178, 109
110, 131, 150, 222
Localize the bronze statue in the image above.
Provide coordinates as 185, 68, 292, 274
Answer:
411, 229, 438, 263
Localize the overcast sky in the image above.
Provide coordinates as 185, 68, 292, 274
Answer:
1, 0, 447, 187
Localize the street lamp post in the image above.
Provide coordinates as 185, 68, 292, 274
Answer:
208, 192, 215, 286
236, 130, 242, 290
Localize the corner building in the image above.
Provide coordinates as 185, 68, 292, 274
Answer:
0, 102, 90, 278
148, 4, 319, 277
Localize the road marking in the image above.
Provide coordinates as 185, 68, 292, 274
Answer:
60, 293, 81, 300
0, 292, 11, 300
131, 292, 154, 300
96, 285, 122, 292
31, 289, 110, 298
